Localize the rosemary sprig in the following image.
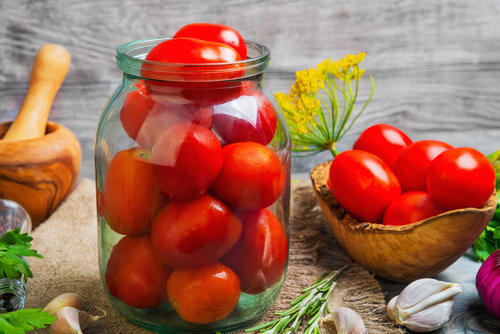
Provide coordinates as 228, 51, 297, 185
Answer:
245, 264, 349, 334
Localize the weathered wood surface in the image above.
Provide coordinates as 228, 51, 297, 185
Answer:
1, 0, 500, 332
1, 0, 500, 180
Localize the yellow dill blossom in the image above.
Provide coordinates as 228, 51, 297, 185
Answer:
276, 92, 321, 135
275, 52, 374, 157
318, 52, 367, 80
317, 58, 331, 77
291, 68, 325, 96
343, 52, 366, 79
275, 92, 296, 113
327, 59, 343, 78
296, 94, 321, 130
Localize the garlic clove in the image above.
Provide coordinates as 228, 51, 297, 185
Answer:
387, 278, 462, 332
396, 278, 459, 312
386, 295, 398, 323
50, 307, 83, 334
404, 300, 453, 332
43, 293, 85, 315
322, 306, 367, 334
49, 306, 107, 334
395, 278, 446, 309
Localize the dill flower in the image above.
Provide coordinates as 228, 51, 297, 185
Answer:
275, 52, 374, 157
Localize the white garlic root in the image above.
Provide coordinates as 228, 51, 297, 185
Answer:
321, 306, 367, 334
387, 278, 462, 332
43, 293, 106, 334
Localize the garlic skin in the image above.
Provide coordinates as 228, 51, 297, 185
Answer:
387, 278, 462, 332
49, 306, 106, 334
321, 306, 367, 334
50, 307, 84, 334
43, 293, 106, 334
43, 293, 84, 315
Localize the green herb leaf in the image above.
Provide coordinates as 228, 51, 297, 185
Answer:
488, 150, 500, 186
0, 308, 55, 334
473, 149, 500, 261
0, 229, 43, 281
473, 236, 496, 262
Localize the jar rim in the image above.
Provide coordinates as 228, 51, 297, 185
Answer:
116, 37, 270, 82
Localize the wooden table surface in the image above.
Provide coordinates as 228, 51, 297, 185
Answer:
1, 0, 500, 332
299, 171, 500, 333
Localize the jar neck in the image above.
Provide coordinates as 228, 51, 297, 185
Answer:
116, 38, 270, 83
123, 72, 265, 85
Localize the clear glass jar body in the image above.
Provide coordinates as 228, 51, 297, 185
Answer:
95, 38, 290, 333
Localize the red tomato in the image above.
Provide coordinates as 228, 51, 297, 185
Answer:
135, 103, 213, 149
173, 23, 247, 59
178, 80, 243, 105
222, 209, 287, 294
142, 38, 243, 105
353, 124, 413, 171
213, 89, 277, 145
167, 263, 240, 324
145, 37, 241, 65
120, 82, 155, 140
151, 194, 242, 268
105, 236, 170, 308
395, 140, 453, 192
103, 149, 165, 235
426, 148, 496, 210
382, 192, 444, 226
152, 123, 222, 201
96, 189, 104, 217
213, 142, 285, 210
328, 150, 401, 222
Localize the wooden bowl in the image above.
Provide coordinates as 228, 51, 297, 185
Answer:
0, 121, 81, 227
310, 161, 497, 282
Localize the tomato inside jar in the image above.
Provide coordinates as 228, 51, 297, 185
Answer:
95, 29, 290, 333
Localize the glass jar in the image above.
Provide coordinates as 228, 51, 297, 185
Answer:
0, 199, 31, 313
95, 37, 290, 333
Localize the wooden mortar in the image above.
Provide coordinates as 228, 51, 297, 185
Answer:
0, 122, 80, 226
311, 161, 496, 282
0, 44, 81, 227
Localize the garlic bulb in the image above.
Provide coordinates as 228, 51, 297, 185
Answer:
43, 293, 84, 315
43, 293, 106, 334
387, 278, 462, 332
49, 307, 106, 334
476, 249, 500, 319
321, 306, 367, 334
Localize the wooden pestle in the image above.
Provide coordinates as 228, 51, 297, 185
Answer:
0, 43, 80, 227
3, 44, 71, 141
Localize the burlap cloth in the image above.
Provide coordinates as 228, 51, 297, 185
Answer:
25, 178, 403, 333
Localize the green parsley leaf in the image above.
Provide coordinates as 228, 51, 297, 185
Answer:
488, 150, 500, 186
473, 235, 496, 262
0, 229, 43, 281
0, 308, 55, 334
473, 149, 500, 261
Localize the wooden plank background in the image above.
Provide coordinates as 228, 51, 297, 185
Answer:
1, 1, 500, 332
1, 0, 499, 179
